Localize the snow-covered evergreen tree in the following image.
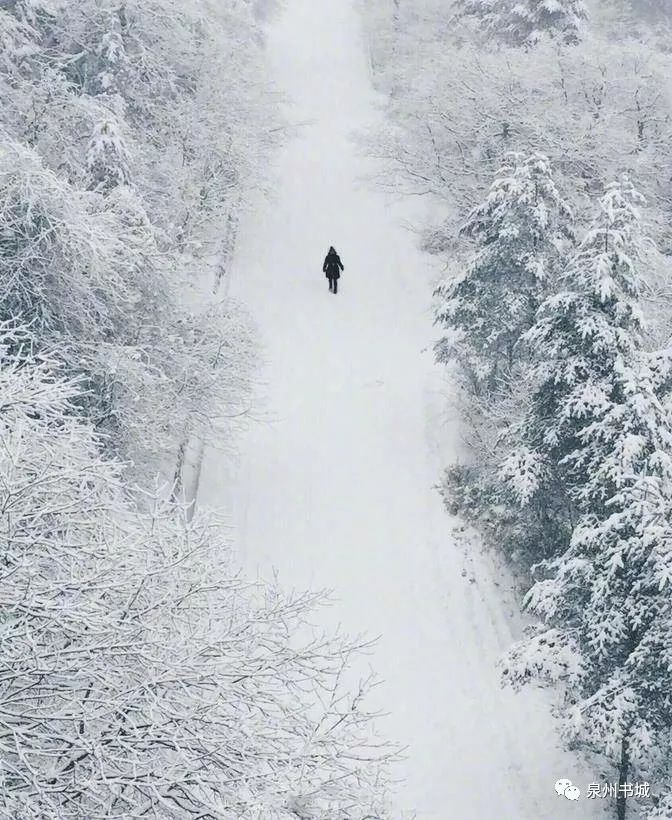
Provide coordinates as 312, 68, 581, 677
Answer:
506, 176, 648, 509
456, 0, 588, 45
504, 0, 588, 45
505, 354, 672, 819
82, 11, 132, 193
86, 115, 132, 192
455, 0, 499, 31
502, 178, 672, 816
434, 152, 574, 392
434, 154, 574, 571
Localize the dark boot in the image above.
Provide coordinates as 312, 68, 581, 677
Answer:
333, 279, 338, 294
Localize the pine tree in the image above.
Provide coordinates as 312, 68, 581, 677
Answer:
507, 177, 648, 510
88, 7, 129, 97
505, 0, 588, 45
86, 115, 132, 192
502, 178, 672, 816
506, 355, 672, 820
434, 152, 573, 393
82, 8, 132, 193
457, 0, 588, 45
455, 0, 500, 30
434, 154, 574, 571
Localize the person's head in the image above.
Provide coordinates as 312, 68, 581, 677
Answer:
328, 246, 336, 254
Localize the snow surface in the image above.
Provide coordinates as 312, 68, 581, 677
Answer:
199, 1, 605, 817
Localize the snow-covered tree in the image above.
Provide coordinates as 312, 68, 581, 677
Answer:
501, 179, 672, 817
0, 0, 276, 490
504, 0, 588, 45
362, 3, 672, 254
433, 154, 574, 571
504, 353, 672, 820
456, 0, 588, 45
0, 140, 135, 351
86, 115, 132, 192
497, 175, 650, 559
102, 299, 257, 488
0, 139, 176, 465
0, 324, 395, 818
507, 176, 648, 508
455, 0, 499, 30
1, 0, 277, 263
434, 152, 574, 392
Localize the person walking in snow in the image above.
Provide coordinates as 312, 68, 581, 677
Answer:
323, 246, 344, 294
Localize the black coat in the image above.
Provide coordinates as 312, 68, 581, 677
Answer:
323, 251, 344, 279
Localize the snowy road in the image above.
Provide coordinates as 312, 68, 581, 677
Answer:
199, 1, 601, 817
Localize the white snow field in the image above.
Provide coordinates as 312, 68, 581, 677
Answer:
199, 1, 604, 817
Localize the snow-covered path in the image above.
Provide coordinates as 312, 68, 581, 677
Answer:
200, 1, 600, 817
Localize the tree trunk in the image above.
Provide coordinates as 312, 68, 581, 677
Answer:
185, 438, 206, 523
172, 435, 188, 502
214, 211, 238, 294
616, 733, 630, 820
